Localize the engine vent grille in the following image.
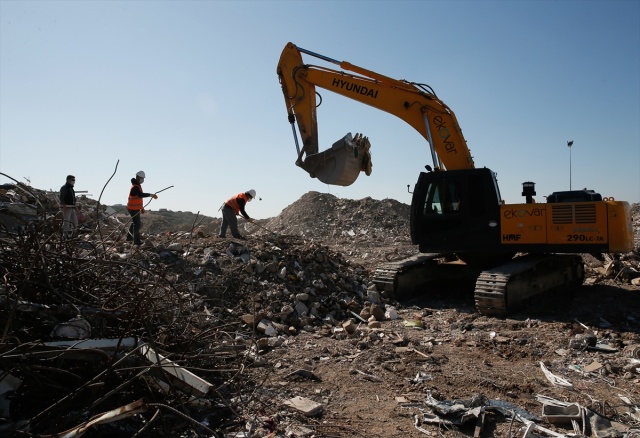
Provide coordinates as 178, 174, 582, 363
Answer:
551, 205, 573, 224
551, 204, 597, 224
574, 204, 597, 223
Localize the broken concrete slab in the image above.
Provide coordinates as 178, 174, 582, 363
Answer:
282, 396, 323, 416
139, 344, 213, 396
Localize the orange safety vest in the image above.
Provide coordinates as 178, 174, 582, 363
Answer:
225, 192, 249, 215
127, 183, 144, 210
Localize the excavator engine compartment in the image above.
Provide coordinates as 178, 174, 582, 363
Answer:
546, 189, 603, 203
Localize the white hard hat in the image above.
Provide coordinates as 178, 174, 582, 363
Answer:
136, 171, 146, 178
246, 189, 256, 199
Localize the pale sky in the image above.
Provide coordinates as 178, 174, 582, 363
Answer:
1, 0, 639, 220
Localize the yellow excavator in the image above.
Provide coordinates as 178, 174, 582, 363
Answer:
277, 42, 635, 316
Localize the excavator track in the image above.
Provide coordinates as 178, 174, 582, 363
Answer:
373, 253, 584, 316
474, 254, 584, 316
373, 254, 436, 298
372, 253, 476, 300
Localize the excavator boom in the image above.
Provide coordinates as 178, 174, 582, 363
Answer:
277, 42, 474, 185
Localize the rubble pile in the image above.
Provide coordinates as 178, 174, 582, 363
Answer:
0, 224, 236, 435
0, 179, 639, 437
119, 208, 221, 236
266, 191, 418, 267
0, 188, 381, 436
0, 181, 120, 235
582, 202, 640, 286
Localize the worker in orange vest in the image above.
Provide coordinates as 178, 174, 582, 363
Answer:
127, 170, 158, 246
219, 189, 255, 240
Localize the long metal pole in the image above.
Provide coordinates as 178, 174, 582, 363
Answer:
567, 140, 573, 190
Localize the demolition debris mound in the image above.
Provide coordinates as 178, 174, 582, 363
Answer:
266, 191, 418, 268
267, 191, 410, 238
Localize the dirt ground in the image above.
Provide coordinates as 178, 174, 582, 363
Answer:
223, 195, 640, 438
230, 251, 639, 437
235, 280, 639, 437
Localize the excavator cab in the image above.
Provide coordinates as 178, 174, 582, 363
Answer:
410, 168, 504, 255
297, 132, 372, 186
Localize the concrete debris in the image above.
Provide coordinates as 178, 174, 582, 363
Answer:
541, 402, 583, 425
139, 344, 214, 396
266, 191, 418, 265
282, 396, 323, 416
50, 317, 92, 339
535, 395, 638, 438
570, 332, 598, 349
0, 185, 376, 434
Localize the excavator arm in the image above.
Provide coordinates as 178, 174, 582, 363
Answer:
277, 42, 474, 186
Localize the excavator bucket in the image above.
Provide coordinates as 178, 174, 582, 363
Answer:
298, 133, 372, 186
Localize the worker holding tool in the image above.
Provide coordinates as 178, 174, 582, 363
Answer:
126, 170, 158, 246
218, 189, 256, 240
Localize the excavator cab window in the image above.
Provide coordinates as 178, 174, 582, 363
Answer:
423, 181, 460, 215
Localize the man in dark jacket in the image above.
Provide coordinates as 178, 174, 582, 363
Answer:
127, 170, 157, 246
59, 175, 77, 239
